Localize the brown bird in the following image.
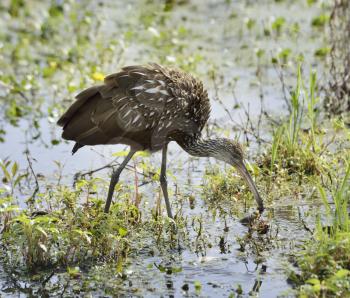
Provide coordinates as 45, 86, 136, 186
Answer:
57, 63, 264, 218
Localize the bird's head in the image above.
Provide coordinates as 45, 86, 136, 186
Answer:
210, 138, 264, 213
178, 136, 264, 213
209, 138, 244, 165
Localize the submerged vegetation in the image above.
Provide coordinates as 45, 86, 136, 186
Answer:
0, 0, 349, 297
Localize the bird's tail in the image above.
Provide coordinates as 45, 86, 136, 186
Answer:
72, 142, 84, 155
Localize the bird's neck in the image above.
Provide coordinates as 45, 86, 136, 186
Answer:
177, 134, 219, 158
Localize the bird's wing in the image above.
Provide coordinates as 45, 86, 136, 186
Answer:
57, 85, 102, 128
58, 64, 199, 151
100, 64, 182, 134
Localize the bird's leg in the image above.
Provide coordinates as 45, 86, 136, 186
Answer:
104, 150, 136, 213
160, 144, 173, 219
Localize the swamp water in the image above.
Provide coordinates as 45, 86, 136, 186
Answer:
0, 0, 331, 297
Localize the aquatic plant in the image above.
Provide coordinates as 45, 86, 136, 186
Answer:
291, 161, 350, 297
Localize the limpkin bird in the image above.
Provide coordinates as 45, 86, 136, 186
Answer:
57, 63, 264, 218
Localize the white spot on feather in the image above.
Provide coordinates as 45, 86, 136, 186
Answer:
157, 125, 164, 132
132, 114, 141, 124
124, 110, 132, 117
145, 87, 159, 94
119, 103, 128, 111
116, 96, 128, 102
132, 72, 147, 76
131, 85, 144, 90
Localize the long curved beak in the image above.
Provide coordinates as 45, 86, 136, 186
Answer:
232, 159, 264, 213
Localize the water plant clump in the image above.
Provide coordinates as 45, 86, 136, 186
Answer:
0, 155, 192, 275
290, 161, 350, 297
0, 185, 137, 271
0, 184, 187, 296
202, 165, 260, 217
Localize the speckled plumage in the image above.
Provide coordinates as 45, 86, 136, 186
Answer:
57, 63, 264, 216
57, 63, 211, 153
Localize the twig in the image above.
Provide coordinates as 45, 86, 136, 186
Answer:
25, 149, 39, 204
318, 133, 337, 157
76, 158, 119, 179
297, 207, 314, 236
76, 158, 157, 181
41, 269, 56, 286
273, 63, 291, 113
263, 111, 281, 126
211, 71, 235, 122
